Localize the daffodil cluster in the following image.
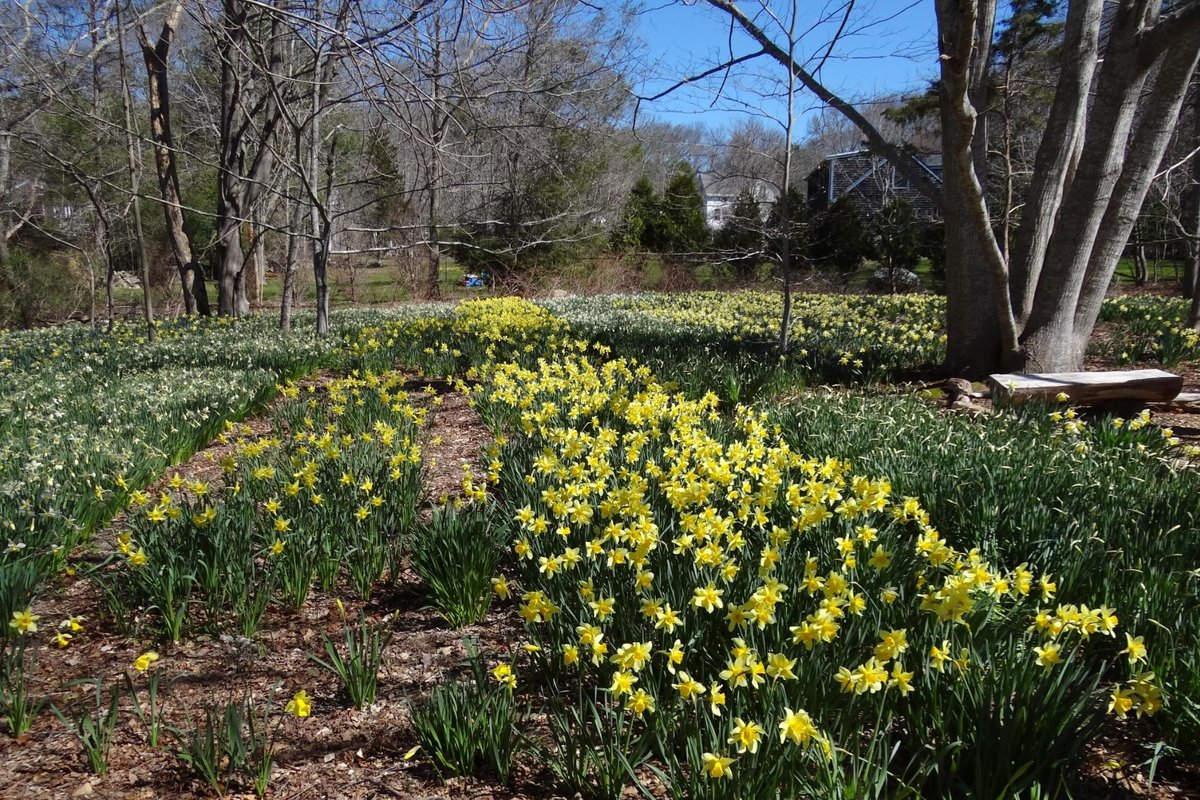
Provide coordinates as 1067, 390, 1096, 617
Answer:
342, 297, 569, 376
105, 369, 425, 636
1099, 296, 1200, 367
472, 339, 1159, 787
545, 291, 946, 380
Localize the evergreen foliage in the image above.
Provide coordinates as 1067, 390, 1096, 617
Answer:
715, 188, 765, 275
659, 164, 709, 253
765, 185, 808, 269
615, 164, 709, 254
811, 196, 873, 275
873, 197, 921, 274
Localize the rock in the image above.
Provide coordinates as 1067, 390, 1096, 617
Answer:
868, 267, 922, 293
943, 378, 976, 401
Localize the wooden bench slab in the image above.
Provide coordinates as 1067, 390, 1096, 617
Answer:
987, 369, 1183, 406
1153, 391, 1200, 413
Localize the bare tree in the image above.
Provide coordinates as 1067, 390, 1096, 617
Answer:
137, 0, 210, 315
115, 0, 155, 339
202, 0, 285, 317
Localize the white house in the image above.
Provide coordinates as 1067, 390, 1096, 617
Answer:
697, 172, 778, 229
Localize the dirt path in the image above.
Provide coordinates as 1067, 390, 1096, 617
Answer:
0, 377, 540, 800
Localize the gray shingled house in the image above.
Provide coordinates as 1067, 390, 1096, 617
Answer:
806, 150, 942, 221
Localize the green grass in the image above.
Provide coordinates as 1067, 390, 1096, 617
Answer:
1112, 256, 1185, 286
106, 260, 475, 314
259, 263, 420, 305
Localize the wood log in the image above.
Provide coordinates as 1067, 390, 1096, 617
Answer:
987, 369, 1183, 406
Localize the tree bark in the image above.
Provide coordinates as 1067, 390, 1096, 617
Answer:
1020, 7, 1152, 370
214, 0, 281, 317
1008, 0, 1103, 321
935, 0, 1019, 375
137, 2, 209, 316
116, 1, 155, 340
311, 73, 330, 335
1072, 40, 1200, 344
313, 234, 330, 335
425, 38, 443, 301
280, 184, 303, 331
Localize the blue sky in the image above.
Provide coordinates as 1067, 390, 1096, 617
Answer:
633, 0, 939, 134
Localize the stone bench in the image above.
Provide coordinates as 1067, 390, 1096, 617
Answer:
987, 369, 1184, 406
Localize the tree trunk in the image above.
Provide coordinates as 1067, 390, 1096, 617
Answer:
426, 178, 441, 300
936, 0, 1017, 376
214, 0, 280, 317
215, 214, 244, 316
105, 254, 116, 333
1132, 225, 1148, 285
425, 38, 443, 301
252, 208, 266, 306
944, 199, 1004, 374
280, 186, 303, 332
309, 67, 330, 335
216, 1, 242, 317
313, 234, 330, 336
138, 2, 209, 316
116, 1, 155, 340
1071, 41, 1200, 349
1008, 0, 1103, 322
1020, 11, 1199, 372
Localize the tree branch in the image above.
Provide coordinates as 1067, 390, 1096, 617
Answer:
704, 0, 944, 209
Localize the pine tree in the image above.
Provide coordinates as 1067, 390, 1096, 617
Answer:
873, 197, 921, 287
614, 175, 660, 251
765, 185, 808, 269
660, 163, 708, 253
715, 188, 764, 275
811, 196, 872, 275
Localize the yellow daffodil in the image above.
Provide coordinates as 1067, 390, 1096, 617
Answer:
778, 707, 819, 747
491, 663, 517, 690
701, 751, 734, 780
728, 717, 765, 754
285, 689, 312, 717
134, 651, 160, 672
9, 608, 39, 635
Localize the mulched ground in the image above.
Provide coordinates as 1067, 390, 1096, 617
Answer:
0, 376, 547, 800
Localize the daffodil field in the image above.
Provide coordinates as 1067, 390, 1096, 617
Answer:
1, 293, 1198, 798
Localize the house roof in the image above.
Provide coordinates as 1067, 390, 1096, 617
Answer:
698, 171, 779, 201
814, 149, 943, 182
